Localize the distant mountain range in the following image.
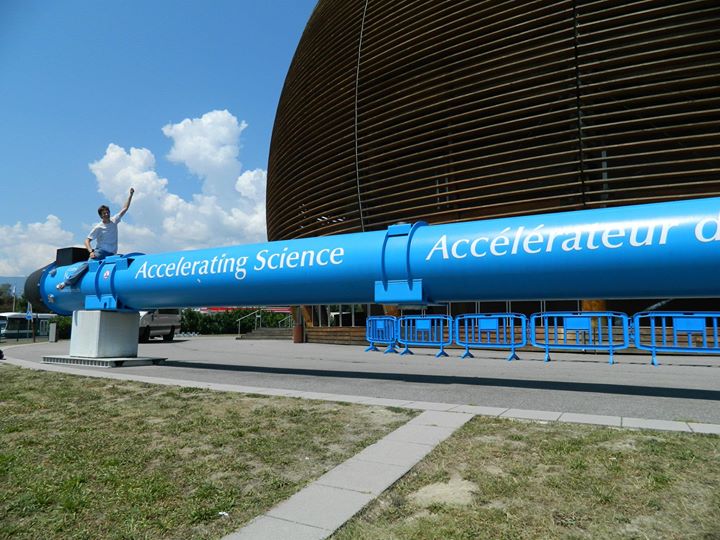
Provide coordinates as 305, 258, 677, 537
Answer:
0, 276, 26, 294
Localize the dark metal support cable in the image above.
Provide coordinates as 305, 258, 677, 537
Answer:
353, 0, 370, 232
572, 0, 587, 207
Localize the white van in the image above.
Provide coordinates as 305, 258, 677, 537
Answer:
138, 309, 181, 342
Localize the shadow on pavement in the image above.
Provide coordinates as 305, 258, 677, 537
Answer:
160, 361, 720, 401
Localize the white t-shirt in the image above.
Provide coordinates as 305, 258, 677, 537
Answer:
87, 213, 122, 254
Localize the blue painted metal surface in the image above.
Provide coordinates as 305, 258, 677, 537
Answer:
530, 311, 630, 364
365, 316, 398, 354
36, 197, 720, 316
455, 313, 528, 361
397, 315, 454, 357
633, 312, 720, 366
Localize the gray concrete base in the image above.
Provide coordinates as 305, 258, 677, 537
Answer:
69, 310, 140, 358
42, 355, 165, 368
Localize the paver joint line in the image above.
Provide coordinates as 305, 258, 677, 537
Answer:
250, 514, 330, 529
221, 515, 331, 540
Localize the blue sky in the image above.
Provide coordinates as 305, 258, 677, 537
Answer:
0, 0, 317, 277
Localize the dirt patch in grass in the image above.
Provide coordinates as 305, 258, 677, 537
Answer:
408, 474, 477, 507
334, 417, 720, 539
0, 364, 415, 539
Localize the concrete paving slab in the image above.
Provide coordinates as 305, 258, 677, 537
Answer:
316, 458, 409, 495
501, 408, 563, 421
289, 391, 361, 402
227, 386, 288, 396
266, 484, 374, 531
408, 410, 474, 429
223, 515, 329, 540
558, 412, 622, 427
229, 402, 469, 539
399, 400, 459, 411
622, 417, 692, 432
355, 397, 414, 407
315, 395, 369, 404
383, 423, 457, 446
278, 389, 317, 399
251, 388, 299, 397
688, 423, 720, 435
352, 439, 434, 467
449, 404, 508, 416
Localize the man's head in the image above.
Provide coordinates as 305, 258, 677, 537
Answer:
97, 205, 110, 219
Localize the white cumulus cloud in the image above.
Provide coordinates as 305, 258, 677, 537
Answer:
88, 109, 267, 255
0, 215, 74, 276
235, 168, 267, 199
162, 109, 248, 204
3, 109, 266, 277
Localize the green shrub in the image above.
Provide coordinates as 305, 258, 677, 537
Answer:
180, 308, 291, 335
51, 316, 72, 340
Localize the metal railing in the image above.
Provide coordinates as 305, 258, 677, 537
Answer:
366, 309, 720, 365
455, 313, 527, 361
633, 312, 720, 366
397, 315, 454, 357
277, 314, 294, 328
237, 310, 262, 335
236, 309, 295, 335
530, 311, 630, 364
365, 316, 398, 354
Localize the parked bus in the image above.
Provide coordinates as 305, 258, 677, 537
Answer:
0, 312, 55, 340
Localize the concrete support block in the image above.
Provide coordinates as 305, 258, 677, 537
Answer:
69, 310, 139, 358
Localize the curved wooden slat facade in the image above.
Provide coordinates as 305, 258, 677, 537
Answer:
267, 0, 720, 242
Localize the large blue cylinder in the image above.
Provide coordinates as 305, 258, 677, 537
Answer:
36, 197, 720, 315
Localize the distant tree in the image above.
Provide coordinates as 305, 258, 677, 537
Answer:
0, 283, 50, 314
52, 316, 72, 339
0, 284, 24, 312
179, 308, 290, 335
180, 309, 202, 333
0, 284, 12, 311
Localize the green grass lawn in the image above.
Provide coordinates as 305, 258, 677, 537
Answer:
334, 417, 720, 539
4, 363, 719, 540
0, 364, 415, 539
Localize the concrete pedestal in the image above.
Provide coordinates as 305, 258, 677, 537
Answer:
42, 355, 163, 368
69, 310, 140, 358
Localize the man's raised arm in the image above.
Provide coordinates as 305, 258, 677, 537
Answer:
118, 187, 135, 219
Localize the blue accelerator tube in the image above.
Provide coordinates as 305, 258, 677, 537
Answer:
31, 197, 720, 316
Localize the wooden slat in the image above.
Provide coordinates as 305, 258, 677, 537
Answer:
267, 0, 720, 240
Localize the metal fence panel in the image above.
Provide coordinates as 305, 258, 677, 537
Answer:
455, 313, 527, 360
633, 312, 720, 365
530, 311, 630, 364
365, 316, 398, 354
397, 315, 454, 357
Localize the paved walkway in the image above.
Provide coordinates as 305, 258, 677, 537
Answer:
3, 338, 720, 539
6, 337, 720, 423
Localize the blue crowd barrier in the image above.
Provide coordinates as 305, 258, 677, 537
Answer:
633, 311, 720, 366
530, 311, 630, 364
367, 310, 720, 366
397, 315, 453, 357
365, 316, 398, 354
455, 313, 527, 360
